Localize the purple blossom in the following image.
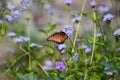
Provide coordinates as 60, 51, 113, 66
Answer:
19, 0, 31, 11
105, 72, 113, 76
19, 36, 29, 42
42, 60, 53, 71
72, 53, 79, 61
98, 6, 110, 14
55, 43, 66, 53
64, 0, 72, 5
13, 10, 21, 19
113, 28, 120, 36
61, 25, 73, 38
72, 16, 81, 23
13, 37, 23, 43
30, 43, 38, 47
103, 13, 114, 22
85, 48, 91, 53
96, 33, 102, 38
7, 32, 16, 37
7, 2, 15, 11
90, 1, 97, 7
4, 15, 13, 22
55, 61, 66, 70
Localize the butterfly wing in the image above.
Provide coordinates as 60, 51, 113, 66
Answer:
47, 32, 68, 44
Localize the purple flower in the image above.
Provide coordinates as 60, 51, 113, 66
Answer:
30, 43, 38, 47
19, 0, 31, 11
61, 25, 73, 38
98, 6, 110, 14
72, 53, 79, 61
55, 61, 66, 70
13, 10, 21, 19
64, 0, 72, 5
55, 43, 66, 53
72, 16, 81, 23
0, 20, 3, 24
90, 1, 97, 7
7, 32, 16, 37
105, 72, 113, 76
13, 37, 23, 43
42, 60, 53, 71
19, 36, 29, 42
7, 2, 15, 11
103, 13, 114, 22
113, 28, 120, 36
96, 32, 102, 38
4, 15, 13, 22
85, 48, 91, 53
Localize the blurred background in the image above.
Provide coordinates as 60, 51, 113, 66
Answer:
0, 0, 120, 79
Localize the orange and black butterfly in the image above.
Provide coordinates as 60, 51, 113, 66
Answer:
47, 31, 68, 44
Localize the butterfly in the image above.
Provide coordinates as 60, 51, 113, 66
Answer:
47, 31, 68, 44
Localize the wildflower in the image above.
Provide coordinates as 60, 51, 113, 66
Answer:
103, 13, 114, 22
19, 0, 30, 11
72, 16, 81, 23
64, 0, 72, 5
7, 2, 15, 11
79, 44, 91, 53
13, 10, 21, 19
90, 1, 97, 7
42, 60, 53, 71
0, 20, 3, 24
7, 32, 16, 37
96, 32, 102, 38
85, 48, 91, 53
105, 72, 113, 76
19, 36, 29, 42
98, 6, 110, 14
55, 43, 66, 53
19, 0, 27, 11
61, 25, 73, 38
30, 43, 38, 47
55, 61, 66, 70
113, 28, 120, 36
4, 15, 13, 22
72, 53, 79, 61
13, 37, 23, 43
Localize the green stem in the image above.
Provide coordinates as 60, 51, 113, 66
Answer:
26, 18, 31, 71
90, 8, 97, 65
72, 0, 87, 51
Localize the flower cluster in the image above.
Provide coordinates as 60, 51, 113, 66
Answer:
61, 25, 73, 38
72, 53, 79, 61
12, 36, 29, 44
90, 1, 97, 8
64, 0, 72, 5
79, 44, 91, 53
7, 32, 16, 37
72, 11, 81, 23
42, 60, 53, 71
103, 13, 114, 22
2, 0, 31, 23
55, 43, 66, 53
55, 61, 66, 70
96, 32, 102, 38
98, 6, 110, 14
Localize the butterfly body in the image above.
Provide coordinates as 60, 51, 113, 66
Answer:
47, 31, 68, 44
